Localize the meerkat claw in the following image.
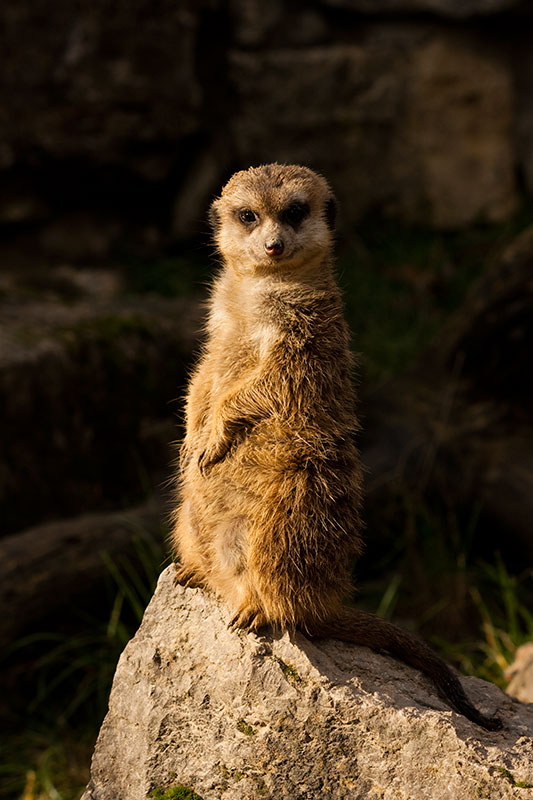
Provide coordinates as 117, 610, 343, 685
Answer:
229, 609, 258, 631
174, 565, 201, 588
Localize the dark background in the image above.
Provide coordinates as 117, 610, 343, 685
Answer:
1, 1, 532, 796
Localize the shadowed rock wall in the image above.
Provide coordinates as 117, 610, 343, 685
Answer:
1, 0, 532, 260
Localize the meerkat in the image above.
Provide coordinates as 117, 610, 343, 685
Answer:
172, 163, 502, 731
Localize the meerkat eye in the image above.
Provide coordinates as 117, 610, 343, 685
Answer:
282, 202, 310, 227
238, 209, 257, 224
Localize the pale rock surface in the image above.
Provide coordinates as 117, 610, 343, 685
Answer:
83, 564, 533, 800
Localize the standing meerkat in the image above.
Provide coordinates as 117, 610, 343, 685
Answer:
172, 163, 501, 731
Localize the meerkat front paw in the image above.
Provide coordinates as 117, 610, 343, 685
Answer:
229, 606, 269, 633
174, 564, 203, 588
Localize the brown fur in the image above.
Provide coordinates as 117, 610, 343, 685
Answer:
172, 163, 501, 731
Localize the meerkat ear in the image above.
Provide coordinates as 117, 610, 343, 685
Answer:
325, 196, 337, 230
208, 199, 221, 231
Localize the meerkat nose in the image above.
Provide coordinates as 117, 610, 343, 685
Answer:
264, 239, 284, 256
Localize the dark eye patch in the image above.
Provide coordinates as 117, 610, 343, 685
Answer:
281, 202, 310, 227
238, 209, 258, 224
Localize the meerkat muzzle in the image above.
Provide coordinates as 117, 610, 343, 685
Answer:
264, 238, 284, 256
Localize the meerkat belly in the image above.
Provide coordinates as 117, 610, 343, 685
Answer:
210, 420, 359, 606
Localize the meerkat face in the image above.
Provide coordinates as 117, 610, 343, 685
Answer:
209, 164, 337, 276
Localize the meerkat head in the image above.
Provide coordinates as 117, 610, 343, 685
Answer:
209, 164, 337, 276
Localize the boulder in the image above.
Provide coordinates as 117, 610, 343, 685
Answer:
515, 39, 533, 197
0, 0, 203, 165
390, 32, 516, 227
83, 564, 533, 800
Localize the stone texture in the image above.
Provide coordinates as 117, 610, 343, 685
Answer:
507, 644, 533, 704
0, 1, 530, 247
83, 564, 533, 800
229, 27, 516, 229
230, 0, 328, 46
229, 35, 414, 224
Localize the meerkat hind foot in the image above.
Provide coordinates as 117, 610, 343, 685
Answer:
174, 564, 204, 589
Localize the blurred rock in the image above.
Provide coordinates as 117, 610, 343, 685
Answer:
230, 0, 327, 46
0, 0, 203, 162
230, 27, 516, 228
229, 36, 413, 223
229, 0, 284, 46
0, 497, 165, 647
506, 644, 533, 703
39, 214, 123, 262
515, 39, 533, 196
0, 1, 531, 240
171, 149, 226, 238
82, 565, 532, 800
0, 285, 202, 535
391, 33, 516, 226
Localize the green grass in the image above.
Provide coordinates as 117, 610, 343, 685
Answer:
338, 201, 533, 381
362, 491, 533, 687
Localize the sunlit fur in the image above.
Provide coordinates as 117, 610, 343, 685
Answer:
171, 164, 501, 730
173, 163, 363, 632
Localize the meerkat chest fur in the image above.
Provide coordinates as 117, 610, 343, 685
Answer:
208, 272, 284, 361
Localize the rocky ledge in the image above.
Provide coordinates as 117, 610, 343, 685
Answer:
83, 564, 533, 800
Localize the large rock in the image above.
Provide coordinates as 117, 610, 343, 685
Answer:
390, 33, 516, 227
515, 39, 533, 197
83, 565, 533, 800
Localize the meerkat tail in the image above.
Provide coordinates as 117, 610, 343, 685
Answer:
310, 608, 503, 731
